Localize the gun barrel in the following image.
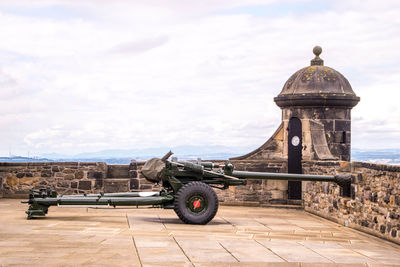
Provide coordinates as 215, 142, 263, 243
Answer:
231, 171, 335, 182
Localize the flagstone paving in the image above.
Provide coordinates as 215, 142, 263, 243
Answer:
0, 198, 399, 266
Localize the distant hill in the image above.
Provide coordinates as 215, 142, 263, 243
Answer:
1, 146, 251, 164
1, 147, 399, 165
352, 148, 400, 165
40, 145, 251, 160
0, 156, 53, 163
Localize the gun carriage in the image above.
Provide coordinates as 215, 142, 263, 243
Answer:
22, 151, 351, 224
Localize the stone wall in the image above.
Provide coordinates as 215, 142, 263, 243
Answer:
0, 162, 107, 197
302, 161, 400, 244
0, 161, 158, 198
104, 162, 160, 193
281, 107, 352, 161
216, 160, 287, 205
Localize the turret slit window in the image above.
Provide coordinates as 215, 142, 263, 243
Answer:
341, 131, 346, 144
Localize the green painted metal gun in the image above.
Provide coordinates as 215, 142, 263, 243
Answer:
22, 151, 351, 224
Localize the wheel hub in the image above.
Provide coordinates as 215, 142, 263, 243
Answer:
186, 195, 207, 214
193, 199, 201, 209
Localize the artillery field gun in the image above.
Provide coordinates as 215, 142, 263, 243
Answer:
22, 151, 351, 224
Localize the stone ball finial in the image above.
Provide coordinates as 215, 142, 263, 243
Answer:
313, 46, 322, 57
311, 45, 323, 66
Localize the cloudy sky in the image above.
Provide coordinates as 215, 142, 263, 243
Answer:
0, 0, 399, 157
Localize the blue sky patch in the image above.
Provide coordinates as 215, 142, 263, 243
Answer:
215, 1, 331, 17
0, 4, 86, 20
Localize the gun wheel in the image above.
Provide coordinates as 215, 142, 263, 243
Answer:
173, 182, 219, 224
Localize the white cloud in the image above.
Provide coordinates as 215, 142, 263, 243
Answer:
0, 0, 399, 156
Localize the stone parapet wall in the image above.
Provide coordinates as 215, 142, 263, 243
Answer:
0, 161, 158, 198
215, 160, 288, 205
302, 161, 400, 244
104, 162, 160, 193
0, 162, 107, 197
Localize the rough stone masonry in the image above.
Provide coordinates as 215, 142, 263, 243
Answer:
302, 161, 400, 244
0, 161, 158, 198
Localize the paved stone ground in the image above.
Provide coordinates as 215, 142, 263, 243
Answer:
0, 199, 400, 267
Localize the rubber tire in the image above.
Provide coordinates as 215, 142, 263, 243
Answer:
174, 182, 219, 225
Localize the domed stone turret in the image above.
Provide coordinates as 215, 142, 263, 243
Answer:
274, 46, 360, 162
231, 46, 360, 201
232, 46, 360, 162
275, 46, 359, 108
231, 46, 360, 203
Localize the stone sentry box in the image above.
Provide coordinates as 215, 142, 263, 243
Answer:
234, 46, 360, 162
274, 46, 360, 162
232, 46, 360, 201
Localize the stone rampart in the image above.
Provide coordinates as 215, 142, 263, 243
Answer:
215, 160, 287, 205
0, 162, 107, 197
0, 161, 157, 198
302, 161, 400, 244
